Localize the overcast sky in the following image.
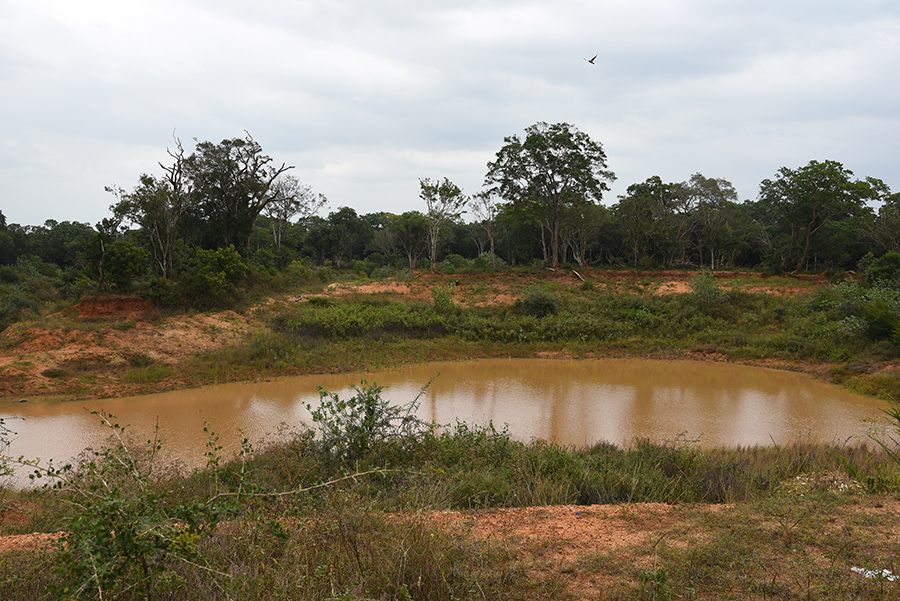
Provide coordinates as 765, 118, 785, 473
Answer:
2, 0, 898, 228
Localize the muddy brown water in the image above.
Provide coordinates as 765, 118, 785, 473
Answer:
0, 359, 891, 484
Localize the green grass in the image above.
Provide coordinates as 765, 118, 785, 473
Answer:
2, 413, 899, 600
194, 278, 899, 398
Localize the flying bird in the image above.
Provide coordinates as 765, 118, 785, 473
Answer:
584, 54, 597, 64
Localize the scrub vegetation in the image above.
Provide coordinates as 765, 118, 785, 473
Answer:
194, 269, 900, 403
2, 382, 900, 600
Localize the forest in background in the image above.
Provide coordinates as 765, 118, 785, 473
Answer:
1, 122, 899, 327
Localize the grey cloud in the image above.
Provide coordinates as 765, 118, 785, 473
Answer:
1, 0, 898, 226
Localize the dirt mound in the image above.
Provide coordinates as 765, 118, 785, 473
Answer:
68, 296, 151, 319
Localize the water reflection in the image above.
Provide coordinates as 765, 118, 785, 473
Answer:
1, 359, 889, 480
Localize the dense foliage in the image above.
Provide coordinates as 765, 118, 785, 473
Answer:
1, 123, 897, 322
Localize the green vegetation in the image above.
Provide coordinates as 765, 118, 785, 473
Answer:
1, 124, 900, 598
193, 274, 900, 403
2, 126, 899, 318
2, 384, 900, 599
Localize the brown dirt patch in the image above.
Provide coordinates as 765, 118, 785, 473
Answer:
327, 282, 414, 296
322, 269, 823, 305
0, 299, 256, 399
66, 296, 151, 319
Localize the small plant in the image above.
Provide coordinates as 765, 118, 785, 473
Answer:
638, 567, 672, 601
307, 380, 432, 462
431, 286, 456, 314
114, 319, 138, 331
518, 286, 559, 317
40, 367, 69, 379
31, 411, 236, 600
127, 352, 155, 368
689, 270, 728, 307
0, 417, 14, 484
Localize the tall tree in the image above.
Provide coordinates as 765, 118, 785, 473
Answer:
757, 160, 888, 271
868, 192, 900, 254
263, 174, 328, 253
109, 138, 193, 278
484, 122, 615, 268
469, 190, 502, 270
23, 220, 95, 269
0, 211, 13, 265
419, 177, 467, 271
613, 176, 680, 267
686, 173, 739, 269
389, 211, 429, 269
559, 202, 611, 266
184, 132, 293, 251
303, 207, 369, 268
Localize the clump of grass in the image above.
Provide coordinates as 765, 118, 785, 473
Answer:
40, 367, 69, 379
122, 363, 172, 385
127, 352, 154, 367
516, 285, 559, 317
113, 319, 137, 331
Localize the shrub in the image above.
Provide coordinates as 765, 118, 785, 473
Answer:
867, 252, 900, 287
689, 270, 728, 307
102, 239, 150, 290
307, 380, 431, 463
0, 285, 39, 330
470, 252, 506, 270
518, 286, 559, 317
33, 412, 239, 600
287, 259, 311, 282
0, 266, 21, 284
179, 245, 246, 307
861, 299, 900, 340
430, 286, 456, 314
442, 254, 468, 269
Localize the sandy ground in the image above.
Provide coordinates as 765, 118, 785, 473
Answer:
0, 296, 256, 399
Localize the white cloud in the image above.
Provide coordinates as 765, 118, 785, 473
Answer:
2, 0, 898, 226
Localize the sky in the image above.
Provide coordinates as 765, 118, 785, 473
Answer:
2, 0, 899, 228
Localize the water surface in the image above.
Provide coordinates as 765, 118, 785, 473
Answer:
0, 359, 889, 477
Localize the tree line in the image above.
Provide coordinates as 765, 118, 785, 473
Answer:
2, 122, 899, 299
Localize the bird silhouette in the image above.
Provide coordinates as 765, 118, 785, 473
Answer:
584, 54, 597, 64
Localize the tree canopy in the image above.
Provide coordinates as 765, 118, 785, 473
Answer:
757, 160, 887, 271
485, 122, 615, 268
182, 133, 293, 250
420, 177, 467, 271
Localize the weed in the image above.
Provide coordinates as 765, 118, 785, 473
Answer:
28, 411, 237, 600
307, 379, 432, 463
637, 567, 672, 601
0, 418, 14, 485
